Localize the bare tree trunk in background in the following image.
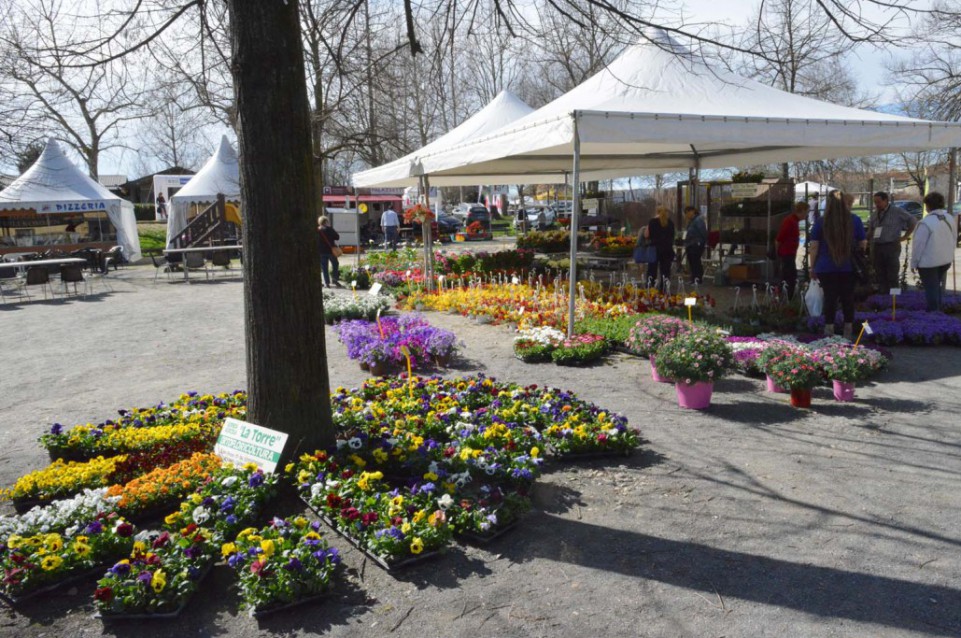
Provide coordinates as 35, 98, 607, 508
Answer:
227, 0, 333, 460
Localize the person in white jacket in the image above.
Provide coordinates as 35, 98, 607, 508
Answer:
910, 191, 957, 311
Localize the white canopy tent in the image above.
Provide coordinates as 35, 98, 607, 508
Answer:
0, 138, 142, 261
167, 135, 240, 247
352, 90, 535, 188
402, 30, 961, 186
360, 30, 961, 334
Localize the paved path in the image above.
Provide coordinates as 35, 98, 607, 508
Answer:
1, 265, 960, 637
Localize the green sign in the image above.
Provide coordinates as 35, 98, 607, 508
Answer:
214, 417, 288, 473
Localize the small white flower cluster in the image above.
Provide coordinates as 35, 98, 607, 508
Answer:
0, 488, 120, 539
513, 326, 566, 346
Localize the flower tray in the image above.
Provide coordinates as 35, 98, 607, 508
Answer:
302, 499, 443, 572
94, 561, 213, 622
456, 519, 520, 545
548, 448, 633, 462
2, 564, 108, 607
118, 501, 180, 526
11, 496, 59, 514
514, 353, 551, 364
249, 589, 330, 619
45, 448, 94, 463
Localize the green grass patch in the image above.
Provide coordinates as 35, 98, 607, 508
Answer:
138, 223, 167, 253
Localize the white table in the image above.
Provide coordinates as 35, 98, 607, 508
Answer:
0, 257, 87, 272
164, 245, 243, 282
0, 258, 88, 301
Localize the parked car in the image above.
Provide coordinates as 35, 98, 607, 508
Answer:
522, 206, 556, 230
451, 203, 486, 221
464, 206, 491, 225
893, 200, 923, 219
436, 213, 462, 234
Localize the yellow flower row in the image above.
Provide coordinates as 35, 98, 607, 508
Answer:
1, 455, 127, 501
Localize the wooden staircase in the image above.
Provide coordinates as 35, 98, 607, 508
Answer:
171, 194, 232, 248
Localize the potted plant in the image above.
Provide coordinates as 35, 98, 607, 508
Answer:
654, 329, 735, 409
762, 348, 823, 408
755, 342, 797, 393
625, 315, 692, 383
359, 341, 400, 377
814, 344, 887, 402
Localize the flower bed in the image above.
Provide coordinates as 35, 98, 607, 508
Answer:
728, 335, 890, 380
0, 488, 120, 541
222, 518, 340, 616
516, 230, 592, 253
862, 290, 961, 314
805, 311, 961, 346
403, 283, 707, 329
550, 334, 609, 366
762, 347, 822, 390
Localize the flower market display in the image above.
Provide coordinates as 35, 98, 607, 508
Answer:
815, 344, 887, 384
93, 463, 279, 618
286, 375, 640, 562
806, 310, 961, 346
727, 334, 890, 381
516, 229, 592, 253
222, 517, 341, 616
322, 290, 392, 324
333, 313, 460, 372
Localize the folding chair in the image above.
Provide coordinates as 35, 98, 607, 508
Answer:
209, 251, 232, 277
0, 268, 27, 303
59, 264, 89, 299
184, 252, 210, 281
25, 267, 55, 300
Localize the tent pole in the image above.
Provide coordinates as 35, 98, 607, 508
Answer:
567, 113, 581, 338
421, 175, 433, 293
948, 148, 957, 291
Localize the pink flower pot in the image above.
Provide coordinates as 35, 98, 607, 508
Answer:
650, 356, 672, 383
675, 381, 713, 410
765, 375, 786, 393
832, 380, 855, 402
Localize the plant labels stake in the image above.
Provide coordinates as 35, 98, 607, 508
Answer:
351, 280, 357, 300
375, 308, 385, 338
854, 321, 873, 348
406, 269, 413, 298
684, 296, 697, 323
368, 282, 383, 296
890, 288, 900, 321
399, 345, 413, 396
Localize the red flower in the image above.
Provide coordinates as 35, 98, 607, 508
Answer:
181, 523, 198, 537
115, 521, 134, 537
250, 559, 270, 578
94, 586, 113, 602
326, 493, 342, 509
360, 512, 379, 527
152, 532, 171, 549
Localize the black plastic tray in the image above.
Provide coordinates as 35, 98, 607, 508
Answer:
249, 589, 330, 619
94, 561, 213, 621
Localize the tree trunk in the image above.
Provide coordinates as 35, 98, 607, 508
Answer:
227, 0, 333, 463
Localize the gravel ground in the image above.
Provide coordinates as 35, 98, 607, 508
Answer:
1, 262, 960, 638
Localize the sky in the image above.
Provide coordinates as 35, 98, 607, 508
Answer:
91, 0, 923, 178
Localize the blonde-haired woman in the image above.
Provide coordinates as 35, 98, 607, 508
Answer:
642, 206, 675, 291
317, 215, 343, 288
